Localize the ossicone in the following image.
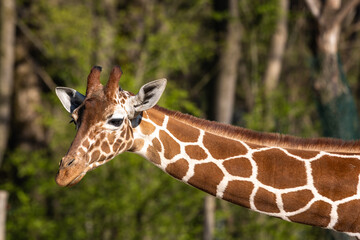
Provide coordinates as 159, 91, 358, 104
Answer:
86, 66, 102, 96
105, 65, 123, 99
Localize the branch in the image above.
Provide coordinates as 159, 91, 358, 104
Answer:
26, 56, 57, 90
333, 0, 360, 26
17, 20, 47, 55
305, 0, 322, 19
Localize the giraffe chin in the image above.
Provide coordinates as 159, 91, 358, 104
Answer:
67, 172, 87, 187
55, 170, 87, 187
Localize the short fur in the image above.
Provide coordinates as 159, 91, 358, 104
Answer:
152, 106, 360, 153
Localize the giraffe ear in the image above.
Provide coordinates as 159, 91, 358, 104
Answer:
130, 78, 167, 117
55, 87, 85, 113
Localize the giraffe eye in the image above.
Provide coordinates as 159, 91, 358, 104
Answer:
108, 118, 123, 127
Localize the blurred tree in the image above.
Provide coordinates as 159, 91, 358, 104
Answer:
306, 0, 360, 140
1, 1, 360, 240
0, 1, 15, 238
263, 0, 288, 130
0, 0, 16, 166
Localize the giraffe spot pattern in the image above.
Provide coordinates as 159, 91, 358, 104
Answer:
223, 158, 252, 178
146, 145, 161, 165
254, 187, 280, 213
83, 139, 90, 148
108, 132, 116, 145
131, 139, 144, 151
152, 138, 162, 152
203, 132, 247, 159
167, 118, 200, 142
223, 180, 254, 208
78, 148, 86, 157
185, 145, 207, 160
334, 200, 360, 233
288, 201, 331, 228
146, 109, 165, 126
165, 159, 189, 180
91, 150, 100, 163
140, 120, 155, 135
311, 155, 360, 201
188, 162, 224, 196
282, 189, 314, 212
159, 130, 180, 159
133, 109, 360, 237
101, 142, 111, 154
253, 149, 307, 189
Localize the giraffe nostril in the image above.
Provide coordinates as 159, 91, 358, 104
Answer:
67, 159, 75, 167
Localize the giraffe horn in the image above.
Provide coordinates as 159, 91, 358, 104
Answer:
86, 66, 102, 96
105, 65, 122, 99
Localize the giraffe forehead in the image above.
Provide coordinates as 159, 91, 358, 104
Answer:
111, 105, 128, 118
111, 90, 134, 117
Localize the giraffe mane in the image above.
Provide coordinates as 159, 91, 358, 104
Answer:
152, 106, 360, 153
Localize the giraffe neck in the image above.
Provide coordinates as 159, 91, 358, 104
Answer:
129, 106, 360, 238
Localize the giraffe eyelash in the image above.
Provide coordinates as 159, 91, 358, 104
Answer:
69, 117, 78, 129
107, 118, 123, 127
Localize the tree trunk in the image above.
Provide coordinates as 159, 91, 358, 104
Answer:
0, 191, 8, 240
214, 0, 241, 123
263, 0, 288, 94
0, 0, 16, 166
306, 0, 360, 140
263, 0, 288, 131
204, 0, 241, 239
12, 40, 47, 150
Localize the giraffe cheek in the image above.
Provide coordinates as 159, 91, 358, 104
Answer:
90, 150, 101, 162
101, 142, 111, 154
112, 141, 126, 153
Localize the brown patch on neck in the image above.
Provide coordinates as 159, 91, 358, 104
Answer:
167, 118, 200, 142
130, 139, 144, 152
159, 130, 180, 159
282, 190, 314, 212
223, 180, 254, 208
334, 200, 360, 233
254, 187, 280, 213
185, 145, 208, 160
311, 155, 360, 201
223, 158, 252, 178
140, 120, 156, 135
288, 201, 331, 228
146, 145, 161, 164
188, 162, 224, 196
203, 132, 247, 159
146, 108, 165, 126
253, 149, 307, 189
165, 159, 189, 180
152, 138, 162, 152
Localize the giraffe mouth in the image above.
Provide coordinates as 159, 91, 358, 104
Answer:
67, 172, 87, 187
66, 161, 108, 186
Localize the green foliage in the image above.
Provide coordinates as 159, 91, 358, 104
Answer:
4, 0, 358, 239
31, 1, 95, 84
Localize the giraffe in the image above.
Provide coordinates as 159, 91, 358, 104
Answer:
56, 66, 360, 238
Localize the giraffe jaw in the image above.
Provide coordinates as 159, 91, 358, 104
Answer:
56, 159, 112, 187
55, 170, 87, 187
67, 172, 87, 187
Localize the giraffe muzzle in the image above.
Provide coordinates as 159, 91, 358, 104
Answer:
55, 157, 87, 187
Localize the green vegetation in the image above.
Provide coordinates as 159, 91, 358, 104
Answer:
1, 0, 360, 239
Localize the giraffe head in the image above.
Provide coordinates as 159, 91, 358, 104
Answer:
55, 66, 166, 186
